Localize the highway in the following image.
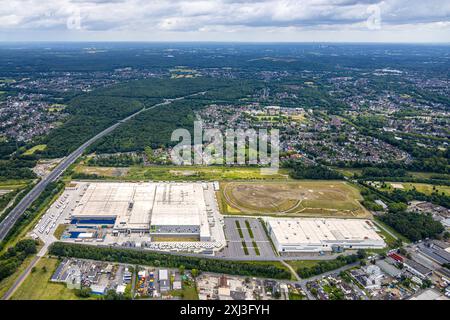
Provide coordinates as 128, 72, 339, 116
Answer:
0, 92, 204, 241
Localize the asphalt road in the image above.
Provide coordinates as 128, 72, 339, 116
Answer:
0, 92, 204, 241
2, 255, 41, 300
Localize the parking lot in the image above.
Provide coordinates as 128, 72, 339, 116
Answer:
218, 217, 276, 259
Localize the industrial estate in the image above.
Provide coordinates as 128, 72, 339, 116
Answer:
31, 181, 386, 256
0, 40, 449, 303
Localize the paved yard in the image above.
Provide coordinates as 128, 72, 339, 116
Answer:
217, 217, 276, 259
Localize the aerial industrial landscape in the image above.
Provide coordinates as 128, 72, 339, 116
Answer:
0, 1, 449, 310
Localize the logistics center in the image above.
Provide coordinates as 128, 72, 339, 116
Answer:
265, 217, 386, 253
70, 182, 211, 241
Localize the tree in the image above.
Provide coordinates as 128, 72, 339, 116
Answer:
75, 287, 92, 298
103, 289, 128, 300
381, 211, 444, 242
191, 268, 199, 279
179, 265, 185, 275
421, 279, 432, 289
357, 249, 367, 259
388, 202, 407, 213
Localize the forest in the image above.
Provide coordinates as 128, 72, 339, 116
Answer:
283, 160, 344, 180
0, 239, 37, 282
35, 77, 253, 157
48, 242, 291, 280
380, 211, 445, 242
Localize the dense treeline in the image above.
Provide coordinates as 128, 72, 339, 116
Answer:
71, 172, 106, 180
48, 242, 291, 279
87, 154, 143, 167
41, 97, 144, 158
90, 99, 198, 153
0, 160, 36, 180
39, 77, 242, 157
90, 80, 260, 154
283, 160, 344, 180
380, 211, 444, 242
0, 140, 25, 159
0, 239, 37, 282
360, 167, 408, 178
297, 251, 366, 278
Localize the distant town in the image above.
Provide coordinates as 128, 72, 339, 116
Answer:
0, 43, 448, 302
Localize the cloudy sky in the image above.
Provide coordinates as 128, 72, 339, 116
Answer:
1, 0, 449, 42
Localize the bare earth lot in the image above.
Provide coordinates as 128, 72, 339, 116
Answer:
219, 181, 370, 218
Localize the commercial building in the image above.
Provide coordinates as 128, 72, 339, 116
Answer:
70, 182, 212, 240
403, 258, 432, 280
265, 217, 386, 253
375, 259, 402, 278
159, 269, 170, 292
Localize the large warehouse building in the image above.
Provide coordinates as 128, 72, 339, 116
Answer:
265, 217, 385, 253
71, 182, 211, 241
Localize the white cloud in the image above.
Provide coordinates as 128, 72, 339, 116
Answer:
0, 0, 449, 42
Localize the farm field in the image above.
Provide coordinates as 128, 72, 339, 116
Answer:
334, 168, 450, 181
377, 182, 450, 196
11, 257, 80, 300
0, 179, 30, 190
74, 164, 291, 181
219, 180, 370, 218
334, 167, 363, 178
23, 144, 47, 155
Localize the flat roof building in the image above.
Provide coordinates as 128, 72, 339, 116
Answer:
70, 182, 212, 240
265, 217, 386, 253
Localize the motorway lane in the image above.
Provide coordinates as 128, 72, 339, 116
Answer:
0, 92, 204, 241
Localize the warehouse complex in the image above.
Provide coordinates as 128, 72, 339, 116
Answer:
71, 182, 212, 241
265, 217, 386, 254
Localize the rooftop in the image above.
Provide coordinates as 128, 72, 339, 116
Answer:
266, 217, 385, 246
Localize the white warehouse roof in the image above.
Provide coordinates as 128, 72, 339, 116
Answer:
150, 183, 206, 226
71, 182, 211, 239
265, 217, 386, 253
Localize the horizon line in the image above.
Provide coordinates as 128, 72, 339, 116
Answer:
1, 40, 449, 45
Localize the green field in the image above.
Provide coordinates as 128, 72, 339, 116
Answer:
335, 168, 450, 181
286, 260, 321, 270
409, 171, 450, 180
23, 144, 47, 155
74, 164, 291, 181
11, 258, 79, 300
0, 255, 37, 298
0, 179, 30, 191
377, 182, 450, 196
334, 168, 363, 178
54, 224, 68, 240
48, 104, 67, 112
169, 281, 199, 300
219, 180, 370, 218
